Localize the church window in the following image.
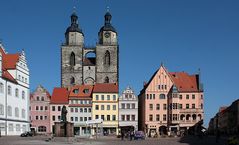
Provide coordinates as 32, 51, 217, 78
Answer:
104, 76, 109, 83
70, 77, 75, 85
104, 50, 110, 65
70, 52, 76, 66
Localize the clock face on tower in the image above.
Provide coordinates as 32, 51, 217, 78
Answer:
104, 32, 110, 38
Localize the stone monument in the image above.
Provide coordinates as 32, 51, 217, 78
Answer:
54, 105, 74, 137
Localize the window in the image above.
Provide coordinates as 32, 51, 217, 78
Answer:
37, 96, 40, 101
173, 114, 177, 121
101, 105, 104, 110
201, 95, 203, 99
158, 85, 160, 90
75, 108, 78, 112
41, 97, 44, 101
131, 115, 135, 121
84, 108, 87, 112
146, 94, 149, 99
88, 117, 91, 121
15, 107, 19, 117
159, 94, 166, 99
113, 95, 116, 100
163, 114, 167, 121
104, 50, 110, 66
179, 95, 182, 99
186, 95, 189, 99
71, 117, 74, 121
58, 106, 61, 111
52, 116, 55, 121
192, 94, 195, 99
8, 124, 13, 131
163, 104, 167, 110
201, 103, 203, 109
156, 104, 160, 110
40, 106, 43, 111
112, 115, 116, 121
179, 104, 182, 109
45, 116, 47, 120
88, 108, 91, 112
0, 123, 5, 131
58, 116, 61, 121
36, 106, 39, 110
186, 104, 189, 109
70, 108, 74, 112
192, 104, 195, 109
22, 109, 26, 118
84, 117, 87, 121
22, 91, 25, 99
101, 115, 104, 120
107, 95, 110, 100
165, 85, 167, 90
52, 106, 55, 111
121, 115, 125, 121
96, 95, 99, 100
0, 104, 4, 115
156, 114, 160, 121
132, 103, 135, 109
36, 116, 39, 120
127, 104, 130, 109
173, 103, 177, 109
95, 105, 99, 110
127, 115, 130, 121
70, 77, 75, 85
45, 106, 48, 110
38, 126, 46, 132
122, 103, 125, 109
80, 108, 83, 112
75, 117, 78, 122
150, 94, 152, 99
70, 52, 75, 66
15, 89, 19, 97
101, 95, 104, 101
0, 83, 4, 93
8, 85, 11, 95
7, 106, 12, 116
153, 94, 155, 99
40, 116, 43, 120
149, 104, 153, 110
107, 115, 110, 121
95, 115, 99, 119
113, 105, 116, 110
104, 76, 109, 83
107, 105, 110, 110
149, 115, 153, 121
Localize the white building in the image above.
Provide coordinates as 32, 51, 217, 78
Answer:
0, 44, 30, 136
119, 86, 138, 132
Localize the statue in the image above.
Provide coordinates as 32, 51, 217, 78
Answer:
61, 105, 68, 122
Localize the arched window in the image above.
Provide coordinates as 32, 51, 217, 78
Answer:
41, 97, 44, 101
192, 114, 197, 120
0, 104, 4, 115
104, 76, 109, 83
159, 94, 166, 99
8, 85, 11, 95
70, 52, 75, 66
180, 114, 185, 121
186, 114, 191, 120
104, 50, 110, 65
70, 77, 75, 85
22, 91, 25, 99
38, 126, 47, 132
15, 107, 19, 117
198, 114, 202, 120
7, 106, 12, 116
15, 88, 19, 97
0, 83, 3, 93
22, 109, 26, 118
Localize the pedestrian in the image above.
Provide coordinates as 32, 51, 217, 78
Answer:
121, 131, 124, 141
215, 130, 220, 143
130, 130, 134, 141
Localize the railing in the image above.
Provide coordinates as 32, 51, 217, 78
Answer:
179, 108, 203, 113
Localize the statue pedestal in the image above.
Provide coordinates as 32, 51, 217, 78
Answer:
54, 122, 74, 137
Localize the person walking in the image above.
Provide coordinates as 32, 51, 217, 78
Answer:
130, 130, 134, 141
121, 131, 125, 141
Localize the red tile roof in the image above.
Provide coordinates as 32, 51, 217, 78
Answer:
169, 72, 199, 92
69, 85, 93, 98
50, 88, 69, 104
93, 83, 118, 93
2, 69, 17, 83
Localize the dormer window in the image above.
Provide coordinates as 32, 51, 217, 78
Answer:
73, 89, 79, 94
83, 89, 89, 94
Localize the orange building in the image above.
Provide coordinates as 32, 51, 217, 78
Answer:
138, 65, 204, 137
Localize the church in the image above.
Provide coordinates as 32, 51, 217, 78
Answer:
61, 10, 119, 88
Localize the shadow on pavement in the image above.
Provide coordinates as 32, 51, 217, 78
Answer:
179, 135, 227, 145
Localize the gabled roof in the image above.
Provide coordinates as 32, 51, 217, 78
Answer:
93, 83, 118, 93
50, 88, 69, 104
69, 85, 93, 98
169, 72, 199, 92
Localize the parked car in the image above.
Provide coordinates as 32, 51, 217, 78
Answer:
134, 131, 145, 140
20, 131, 33, 137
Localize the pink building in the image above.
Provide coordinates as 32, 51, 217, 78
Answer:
30, 85, 51, 134
138, 65, 204, 136
49, 87, 69, 134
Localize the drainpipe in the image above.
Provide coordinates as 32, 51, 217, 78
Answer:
5, 80, 7, 136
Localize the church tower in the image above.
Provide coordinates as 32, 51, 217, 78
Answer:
96, 11, 119, 84
61, 11, 84, 88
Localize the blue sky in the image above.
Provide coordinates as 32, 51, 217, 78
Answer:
0, 0, 239, 126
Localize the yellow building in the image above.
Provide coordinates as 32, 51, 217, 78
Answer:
92, 83, 119, 135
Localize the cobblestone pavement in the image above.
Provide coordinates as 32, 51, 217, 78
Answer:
0, 135, 227, 145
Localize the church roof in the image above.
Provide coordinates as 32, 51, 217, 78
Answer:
65, 12, 83, 35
